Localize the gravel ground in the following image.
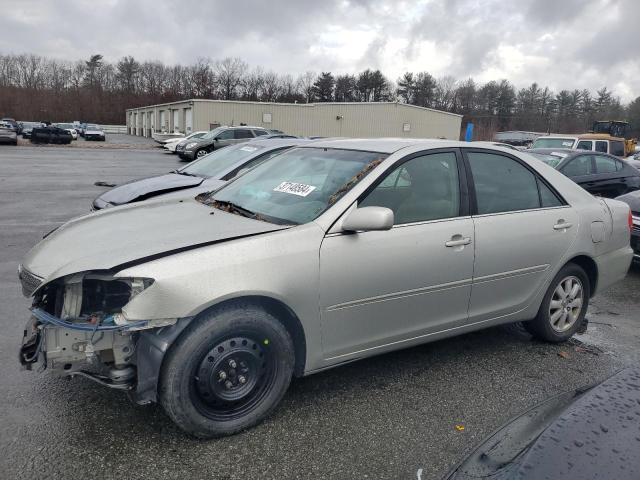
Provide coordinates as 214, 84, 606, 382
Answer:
0, 144, 638, 480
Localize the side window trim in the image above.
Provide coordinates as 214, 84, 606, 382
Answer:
460, 148, 568, 216
355, 148, 470, 220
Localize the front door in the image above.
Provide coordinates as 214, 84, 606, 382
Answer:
463, 149, 578, 322
319, 150, 474, 360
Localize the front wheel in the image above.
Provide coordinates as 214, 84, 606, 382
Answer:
159, 305, 294, 438
195, 148, 208, 159
524, 263, 590, 342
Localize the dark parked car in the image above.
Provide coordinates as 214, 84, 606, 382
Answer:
0, 122, 18, 145
445, 366, 640, 480
92, 138, 312, 209
615, 190, 640, 261
20, 122, 44, 138
30, 126, 73, 144
528, 148, 640, 198
177, 125, 269, 161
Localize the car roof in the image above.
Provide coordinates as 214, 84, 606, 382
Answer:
528, 148, 577, 155
245, 138, 315, 148
297, 137, 470, 154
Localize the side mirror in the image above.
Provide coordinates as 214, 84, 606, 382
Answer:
342, 206, 394, 232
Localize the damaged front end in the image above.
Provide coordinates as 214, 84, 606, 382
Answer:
19, 267, 180, 400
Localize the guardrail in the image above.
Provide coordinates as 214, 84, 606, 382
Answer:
101, 125, 128, 134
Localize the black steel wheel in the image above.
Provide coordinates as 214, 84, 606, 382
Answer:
159, 304, 294, 438
191, 335, 276, 422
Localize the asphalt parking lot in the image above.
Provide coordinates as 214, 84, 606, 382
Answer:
1, 141, 639, 480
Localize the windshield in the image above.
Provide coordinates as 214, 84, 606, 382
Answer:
87, 124, 100, 130
200, 147, 387, 225
531, 137, 575, 149
202, 127, 225, 140
529, 152, 567, 168
185, 131, 205, 140
181, 143, 267, 178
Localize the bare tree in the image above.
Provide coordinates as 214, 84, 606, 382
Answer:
297, 71, 316, 103
215, 57, 247, 100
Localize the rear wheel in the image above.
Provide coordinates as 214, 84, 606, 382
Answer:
159, 305, 294, 438
524, 263, 589, 342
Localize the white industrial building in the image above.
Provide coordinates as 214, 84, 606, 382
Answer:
126, 99, 462, 140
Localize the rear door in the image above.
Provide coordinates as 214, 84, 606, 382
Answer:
463, 149, 578, 323
592, 154, 628, 197
559, 154, 597, 193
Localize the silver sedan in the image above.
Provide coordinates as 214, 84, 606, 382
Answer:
18, 139, 633, 438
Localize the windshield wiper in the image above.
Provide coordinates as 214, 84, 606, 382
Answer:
210, 200, 258, 219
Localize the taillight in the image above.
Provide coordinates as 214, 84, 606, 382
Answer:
629, 209, 633, 231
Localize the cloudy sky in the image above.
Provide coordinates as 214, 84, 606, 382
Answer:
1, 0, 637, 100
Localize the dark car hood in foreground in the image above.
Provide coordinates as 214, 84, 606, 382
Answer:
22, 197, 288, 286
616, 190, 640, 212
94, 173, 205, 207
446, 366, 640, 480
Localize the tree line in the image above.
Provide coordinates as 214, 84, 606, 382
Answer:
0, 52, 638, 139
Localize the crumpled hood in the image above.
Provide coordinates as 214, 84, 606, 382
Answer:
23, 197, 288, 285
95, 173, 204, 206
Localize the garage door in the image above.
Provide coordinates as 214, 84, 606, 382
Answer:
185, 108, 193, 134
160, 111, 166, 132
172, 110, 179, 132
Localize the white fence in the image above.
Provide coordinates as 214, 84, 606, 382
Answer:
101, 124, 128, 134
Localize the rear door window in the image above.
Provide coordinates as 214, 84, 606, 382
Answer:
234, 129, 254, 139
561, 155, 594, 177
467, 151, 540, 214
253, 130, 268, 136
594, 155, 618, 174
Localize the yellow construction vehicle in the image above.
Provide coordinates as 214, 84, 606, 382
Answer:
591, 120, 637, 157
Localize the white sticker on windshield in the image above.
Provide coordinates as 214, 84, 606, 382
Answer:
273, 181, 316, 197
240, 146, 258, 152
561, 141, 573, 147
550, 151, 568, 158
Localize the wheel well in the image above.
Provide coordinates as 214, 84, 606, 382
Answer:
198, 296, 307, 377
567, 255, 598, 297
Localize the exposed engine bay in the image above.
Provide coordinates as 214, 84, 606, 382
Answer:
19, 270, 161, 391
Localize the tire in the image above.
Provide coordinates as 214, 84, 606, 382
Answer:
195, 148, 208, 159
524, 263, 590, 342
159, 304, 294, 438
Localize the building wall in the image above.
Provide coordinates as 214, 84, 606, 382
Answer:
126, 100, 462, 140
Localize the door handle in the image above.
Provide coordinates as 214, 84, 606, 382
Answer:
553, 221, 573, 230
445, 236, 471, 247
